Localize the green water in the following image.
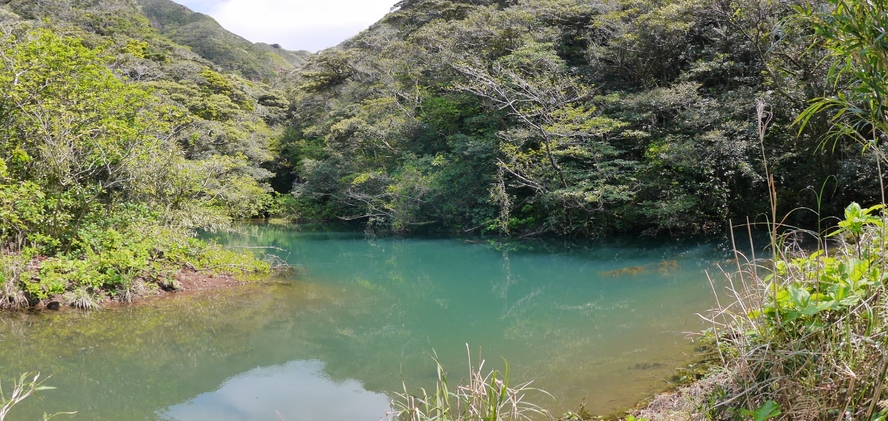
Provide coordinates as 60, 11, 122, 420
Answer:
0, 224, 728, 420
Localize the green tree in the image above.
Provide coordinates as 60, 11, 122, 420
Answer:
796, 0, 888, 202
454, 41, 630, 234
0, 29, 170, 249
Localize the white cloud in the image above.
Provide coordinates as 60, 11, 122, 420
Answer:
160, 360, 391, 421
176, 0, 398, 52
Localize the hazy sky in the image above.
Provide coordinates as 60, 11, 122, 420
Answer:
174, 0, 397, 52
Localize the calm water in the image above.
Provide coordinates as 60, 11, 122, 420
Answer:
0, 224, 728, 420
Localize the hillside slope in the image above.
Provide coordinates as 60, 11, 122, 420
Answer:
136, 0, 310, 81
278, 0, 884, 236
0, 0, 284, 307
0, 0, 308, 82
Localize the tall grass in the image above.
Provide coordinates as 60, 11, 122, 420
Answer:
702, 203, 888, 420
389, 346, 553, 421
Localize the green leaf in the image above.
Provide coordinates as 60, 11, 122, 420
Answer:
741, 400, 781, 421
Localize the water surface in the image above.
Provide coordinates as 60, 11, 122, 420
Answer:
0, 224, 727, 420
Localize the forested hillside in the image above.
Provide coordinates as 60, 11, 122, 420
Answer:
136, 0, 310, 83
0, 0, 290, 308
280, 0, 884, 236
1, 0, 885, 308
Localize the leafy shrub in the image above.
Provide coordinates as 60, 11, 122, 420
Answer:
707, 203, 888, 420
6, 205, 270, 306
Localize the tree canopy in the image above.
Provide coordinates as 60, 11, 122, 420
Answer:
0, 2, 281, 308
277, 0, 884, 236
2, 0, 886, 246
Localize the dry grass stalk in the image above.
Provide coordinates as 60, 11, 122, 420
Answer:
692, 204, 888, 420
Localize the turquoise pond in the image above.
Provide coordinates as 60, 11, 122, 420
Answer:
0, 224, 732, 420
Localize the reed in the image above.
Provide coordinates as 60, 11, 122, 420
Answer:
389, 345, 553, 421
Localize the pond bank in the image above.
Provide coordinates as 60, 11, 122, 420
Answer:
624, 371, 731, 421
12, 265, 256, 312
1, 233, 272, 311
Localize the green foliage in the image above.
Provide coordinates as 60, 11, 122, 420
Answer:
0, 181, 46, 250
698, 2, 888, 416
769, 204, 888, 317
740, 401, 781, 421
281, 0, 873, 236
7, 205, 269, 305
2, 0, 289, 216
830, 202, 884, 239
711, 205, 888, 419
199, 68, 235, 96
796, 0, 888, 159
0, 23, 276, 308
264, 193, 301, 219
0, 28, 164, 250
3, 0, 882, 241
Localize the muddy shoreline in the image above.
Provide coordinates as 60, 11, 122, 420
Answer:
25, 268, 253, 312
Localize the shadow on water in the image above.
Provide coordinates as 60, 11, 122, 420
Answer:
0, 223, 733, 420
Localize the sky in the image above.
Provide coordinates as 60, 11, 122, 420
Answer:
174, 0, 398, 52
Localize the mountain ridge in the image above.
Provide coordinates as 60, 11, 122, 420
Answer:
0, 0, 310, 82
135, 0, 311, 81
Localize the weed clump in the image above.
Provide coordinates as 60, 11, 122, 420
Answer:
389, 346, 552, 421
703, 203, 888, 420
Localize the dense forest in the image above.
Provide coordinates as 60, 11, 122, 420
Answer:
0, 0, 886, 307
281, 0, 885, 237
0, 0, 295, 308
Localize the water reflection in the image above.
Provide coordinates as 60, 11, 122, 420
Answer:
160, 360, 390, 421
0, 226, 728, 419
